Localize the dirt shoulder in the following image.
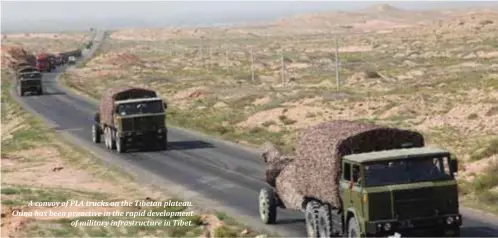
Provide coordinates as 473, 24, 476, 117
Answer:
1, 69, 265, 238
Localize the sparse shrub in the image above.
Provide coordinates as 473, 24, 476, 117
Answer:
214, 225, 239, 237
467, 113, 479, 120
479, 19, 493, 26
215, 212, 229, 221
249, 127, 265, 134
469, 138, 498, 161
473, 161, 498, 192
365, 70, 381, 78
278, 115, 297, 125
262, 120, 276, 127
305, 112, 316, 118
485, 106, 498, 116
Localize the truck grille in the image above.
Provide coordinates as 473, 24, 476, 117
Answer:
122, 115, 165, 132
21, 80, 41, 87
368, 192, 392, 220
393, 187, 437, 219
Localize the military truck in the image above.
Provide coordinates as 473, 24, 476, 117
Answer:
16, 67, 43, 96
259, 120, 461, 237
92, 86, 168, 153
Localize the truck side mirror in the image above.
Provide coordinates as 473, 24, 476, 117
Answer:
450, 159, 458, 174
163, 103, 167, 109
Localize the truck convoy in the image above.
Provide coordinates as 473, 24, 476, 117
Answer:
15, 65, 43, 96
259, 120, 461, 238
92, 86, 169, 153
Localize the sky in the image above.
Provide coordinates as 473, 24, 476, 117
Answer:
1, 1, 497, 33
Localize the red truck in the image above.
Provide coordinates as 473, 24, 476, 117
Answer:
36, 54, 51, 72
36, 53, 57, 72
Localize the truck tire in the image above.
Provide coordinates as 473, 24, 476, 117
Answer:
104, 127, 110, 149
259, 188, 277, 224
317, 204, 333, 238
110, 129, 116, 150
159, 136, 168, 151
116, 135, 126, 153
92, 124, 101, 143
18, 86, 24, 97
104, 127, 115, 150
305, 201, 320, 238
347, 217, 360, 238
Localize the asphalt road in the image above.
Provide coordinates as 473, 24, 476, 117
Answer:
9, 31, 498, 237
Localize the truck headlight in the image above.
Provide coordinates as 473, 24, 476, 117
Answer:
446, 216, 454, 224
384, 223, 391, 231
157, 129, 163, 133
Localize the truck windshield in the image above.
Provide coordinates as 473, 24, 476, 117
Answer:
20, 73, 42, 79
363, 156, 453, 187
117, 100, 164, 116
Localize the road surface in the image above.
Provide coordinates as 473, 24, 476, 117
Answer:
9, 30, 498, 237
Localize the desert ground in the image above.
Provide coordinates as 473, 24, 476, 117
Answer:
59, 4, 498, 213
1, 35, 261, 237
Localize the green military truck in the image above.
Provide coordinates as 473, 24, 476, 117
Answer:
259, 120, 461, 237
16, 66, 43, 96
92, 86, 168, 153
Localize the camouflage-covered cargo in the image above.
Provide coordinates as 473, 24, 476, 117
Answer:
263, 120, 425, 210
16, 66, 38, 77
98, 86, 157, 126
13, 60, 34, 71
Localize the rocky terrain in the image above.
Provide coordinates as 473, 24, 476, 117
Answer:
59, 4, 497, 213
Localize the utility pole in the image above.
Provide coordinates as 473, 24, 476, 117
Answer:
208, 47, 212, 72
200, 36, 205, 69
225, 47, 229, 70
250, 47, 255, 83
281, 47, 285, 87
335, 35, 340, 91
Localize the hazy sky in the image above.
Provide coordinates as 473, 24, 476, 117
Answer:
2, 1, 497, 33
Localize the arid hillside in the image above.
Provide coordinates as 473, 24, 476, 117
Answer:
59, 4, 498, 213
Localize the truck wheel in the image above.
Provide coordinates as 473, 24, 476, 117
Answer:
18, 86, 24, 97
116, 136, 126, 153
159, 136, 168, 151
317, 204, 333, 238
347, 217, 360, 238
92, 124, 101, 143
104, 127, 110, 149
259, 188, 277, 224
110, 130, 116, 150
305, 201, 320, 238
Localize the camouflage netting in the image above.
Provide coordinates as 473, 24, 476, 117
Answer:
262, 120, 425, 210
261, 142, 295, 187
98, 86, 157, 125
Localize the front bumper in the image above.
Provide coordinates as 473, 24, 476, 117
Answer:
121, 129, 167, 144
365, 214, 462, 235
21, 85, 41, 92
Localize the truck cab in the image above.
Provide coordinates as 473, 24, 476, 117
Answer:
36, 54, 51, 72
17, 71, 43, 96
340, 147, 461, 237
111, 97, 168, 152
